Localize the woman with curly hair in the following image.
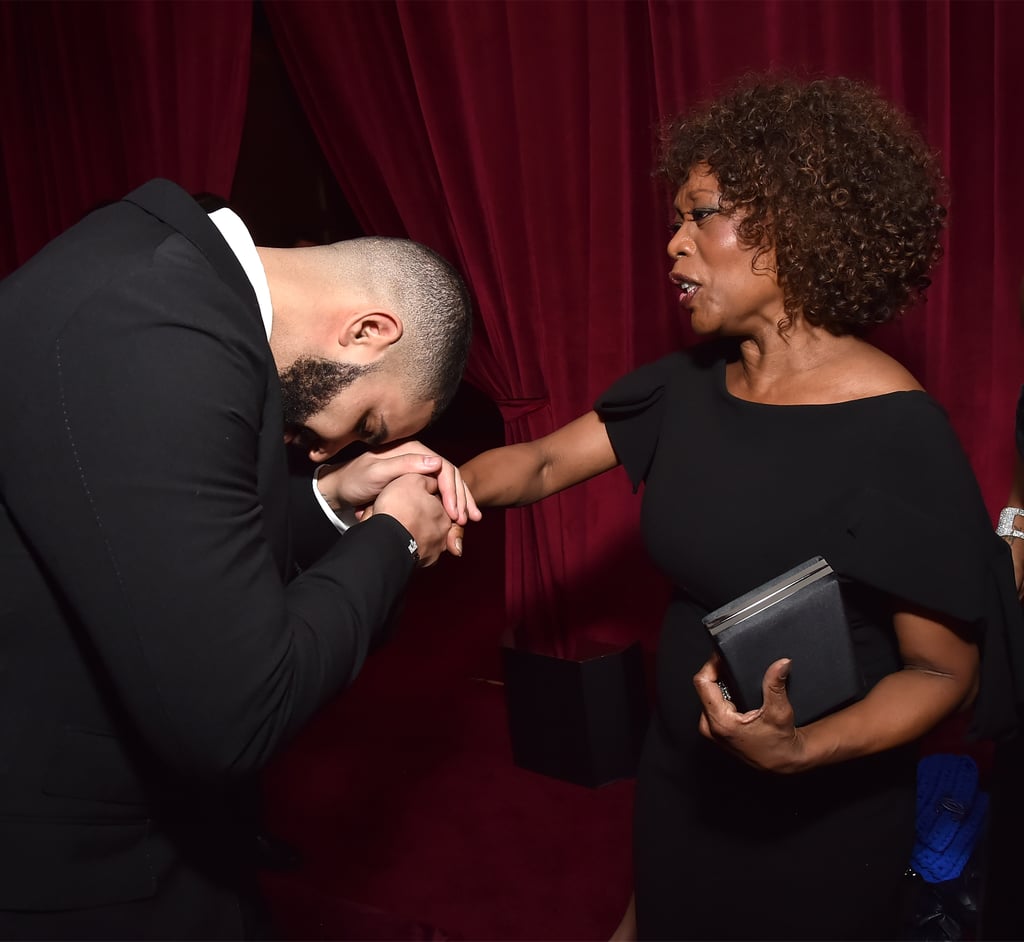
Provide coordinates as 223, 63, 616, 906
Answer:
461, 74, 1021, 940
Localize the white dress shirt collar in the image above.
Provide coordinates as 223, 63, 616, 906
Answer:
207, 207, 273, 340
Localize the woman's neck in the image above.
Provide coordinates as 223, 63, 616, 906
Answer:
729, 326, 867, 404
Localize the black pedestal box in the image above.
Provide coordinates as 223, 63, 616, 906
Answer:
500, 640, 650, 787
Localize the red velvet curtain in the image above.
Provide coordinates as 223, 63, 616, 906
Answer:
0, 0, 252, 275
6, 1, 1020, 659
265, 0, 1024, 657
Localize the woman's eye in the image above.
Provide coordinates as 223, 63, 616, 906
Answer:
668, 208, 721, 230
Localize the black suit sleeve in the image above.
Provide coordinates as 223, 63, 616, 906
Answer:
287, 450, 349, 573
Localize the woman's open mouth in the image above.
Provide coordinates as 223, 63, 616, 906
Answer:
677, 281, 700, 307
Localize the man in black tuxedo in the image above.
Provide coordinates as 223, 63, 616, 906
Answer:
0, 179, 475, 939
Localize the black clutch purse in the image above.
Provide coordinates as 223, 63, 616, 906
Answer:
701, 556, 863, 726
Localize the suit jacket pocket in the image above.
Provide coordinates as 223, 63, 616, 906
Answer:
0, 815, 161, 909
42, 726, 150, 806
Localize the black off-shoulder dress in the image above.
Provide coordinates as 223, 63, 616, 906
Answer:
594, 341, 1024, 941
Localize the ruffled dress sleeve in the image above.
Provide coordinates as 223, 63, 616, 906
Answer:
818, 467, 1024, 743
593, 352, 687, 492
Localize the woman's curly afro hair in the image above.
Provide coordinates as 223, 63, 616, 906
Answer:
657, 74, 948, 335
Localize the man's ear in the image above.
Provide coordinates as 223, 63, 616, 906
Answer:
337, 310, 403, 362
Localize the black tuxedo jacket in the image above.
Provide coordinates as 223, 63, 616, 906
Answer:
0, 180, 415, 936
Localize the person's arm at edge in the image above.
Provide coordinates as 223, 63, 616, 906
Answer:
1009, 273, 1024, 595
1003, 453, 1024, 598
609, 893, 637, 942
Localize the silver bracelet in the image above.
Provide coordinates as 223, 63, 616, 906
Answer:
996, 506, 1024, 540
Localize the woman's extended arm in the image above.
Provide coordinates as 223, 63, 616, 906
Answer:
460, 410, 620, 507
693, 607, 979, 774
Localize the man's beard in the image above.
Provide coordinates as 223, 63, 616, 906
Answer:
278, 355, 373, 427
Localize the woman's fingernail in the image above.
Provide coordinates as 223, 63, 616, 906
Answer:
455, 538, 463, 555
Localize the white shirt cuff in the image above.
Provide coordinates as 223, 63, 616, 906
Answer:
312, 465, 358, 533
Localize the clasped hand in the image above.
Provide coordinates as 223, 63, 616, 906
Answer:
693, 653, 807, 774
315, 441, 481, 566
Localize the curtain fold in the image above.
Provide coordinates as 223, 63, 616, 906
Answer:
0, 0, 252, 275
266, 0, 1024, 656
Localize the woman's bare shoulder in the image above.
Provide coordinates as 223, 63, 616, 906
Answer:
850, 343, 924, 394
831, 341, 924, 399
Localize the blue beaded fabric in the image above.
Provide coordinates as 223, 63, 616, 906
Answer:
911, 753, 989, 883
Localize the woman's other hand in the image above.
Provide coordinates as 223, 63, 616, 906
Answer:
693, 653, 807, 773
696, 608, 976, 774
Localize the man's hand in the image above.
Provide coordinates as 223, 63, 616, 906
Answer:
693, 654, 807, 774
316, 441, 481, 541
371, 473, 461, 568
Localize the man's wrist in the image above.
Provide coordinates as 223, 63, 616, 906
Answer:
312, 465, 357, 533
